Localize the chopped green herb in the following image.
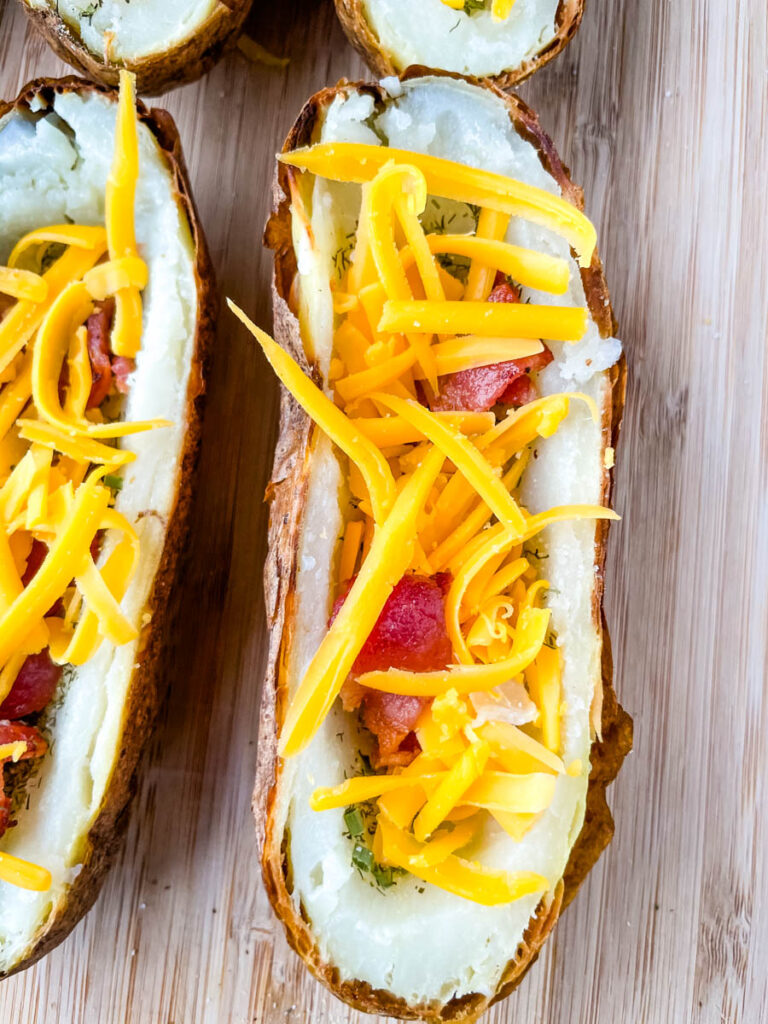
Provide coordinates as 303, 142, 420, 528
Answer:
372, 864, 395, 888
103, 473, 123, 491
464, 0, 487, 11
352, 843, 374, 872
344, 806, 365, 838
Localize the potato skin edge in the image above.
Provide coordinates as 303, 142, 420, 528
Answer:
0, 75, 217, 978
255, 71, 632, 1021
333, 0, 584, 89
17, 0, 253, 96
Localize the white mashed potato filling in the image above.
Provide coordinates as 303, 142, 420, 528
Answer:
361, 0, 560, 78
276, 77, 620, 1003
26, 0, 219, 62
0, 90, 196, 970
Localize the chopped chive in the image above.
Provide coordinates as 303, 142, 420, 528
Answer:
103, 473, 123, 491
373, 865, 394, 889
351, 843, 374, 872
344, 807, 365, 838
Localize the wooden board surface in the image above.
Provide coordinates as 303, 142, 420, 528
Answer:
0, 1, 767, 1021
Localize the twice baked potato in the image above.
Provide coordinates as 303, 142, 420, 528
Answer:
18, 0, 253, 95
335, 0, 583, 88
0, 74, 214, 976
246, 70, 631, 1020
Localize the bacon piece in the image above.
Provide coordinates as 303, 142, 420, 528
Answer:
86, 300, 115, 408
499, 372, 540, 408
112, 356, 135, 394
333, 573, 452, 763
0, 721, 48, 838
0, 652, 62, 720
431, 274, 552, 412
21, 538, 47, 586
332, 572, 453, 675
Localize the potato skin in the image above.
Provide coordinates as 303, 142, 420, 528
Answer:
18, 0, 253, 96
256, 70, 632, 1021
0, 76, 217, 978
334, 0, 584, 89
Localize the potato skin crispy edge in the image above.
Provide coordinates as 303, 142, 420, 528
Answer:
18, 0, 253, 96
333, 0, 584, 89
0, 76, 217, 979
256, 70, 632, 1023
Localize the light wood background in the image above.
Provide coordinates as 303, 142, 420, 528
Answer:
0, 0, 766, 1021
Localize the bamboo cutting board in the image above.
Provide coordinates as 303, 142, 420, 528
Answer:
0, 0, 767, 1021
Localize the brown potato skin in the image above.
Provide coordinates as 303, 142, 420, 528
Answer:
0, 76, 217, 978
334, 0, 584, 89
18, 0, 253, 96
256, 71, 632, 1021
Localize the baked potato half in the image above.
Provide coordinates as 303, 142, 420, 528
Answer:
18, 0, 253, 95
0, 75, 215, 976
250, 70, 631, 1020
334, 0, 583, 88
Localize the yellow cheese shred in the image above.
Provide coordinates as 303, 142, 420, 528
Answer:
465, 208, 511, 302
280, 143, 597, 267
0, 470, 110, 667
426, 234, 569, 294
279, 446, 445, 757
372, 393, 526, 535
0, 240, 108, 376
0, 267, 47, 303
413, 739, 489, 841
229, 300, 397, 524
31, 279, 168, 438
310, 772, 441, 811
0, 851, 51, 892
105, 70, 142, 358
7, 225, 107, 270
376, 816, 548, 906
357, 605, 550, 696
379, 299, 587, 343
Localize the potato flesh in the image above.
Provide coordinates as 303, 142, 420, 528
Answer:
26, 0, 219, 62
361, 0, 559, 78
0, 91, 197, 971
274, 77, 621, 1003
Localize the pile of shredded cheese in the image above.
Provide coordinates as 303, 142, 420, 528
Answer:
0, 71, 164, 892
231, 141, 617, 906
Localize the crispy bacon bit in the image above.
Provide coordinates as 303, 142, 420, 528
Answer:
333, 573, 452, 764
21, 538, 47, 586
332, 572, 453, 675
431, 274, 552, 412
86, 300, 114, 408
0, 652, 62, 720
0, 722, 48, 839
112, 356, 135, 394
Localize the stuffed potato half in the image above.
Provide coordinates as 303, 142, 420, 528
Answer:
247, 71, 631, 1020
335, 0, 583, 87
19, 0, 254, 96
0, 75, 214, 976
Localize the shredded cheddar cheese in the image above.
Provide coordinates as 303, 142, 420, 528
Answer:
0, 70, 164, 893
231, 144, 617, 905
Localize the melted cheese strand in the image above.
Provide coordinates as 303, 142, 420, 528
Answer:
280, 143, 597, 267
229, 300, 396, 523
